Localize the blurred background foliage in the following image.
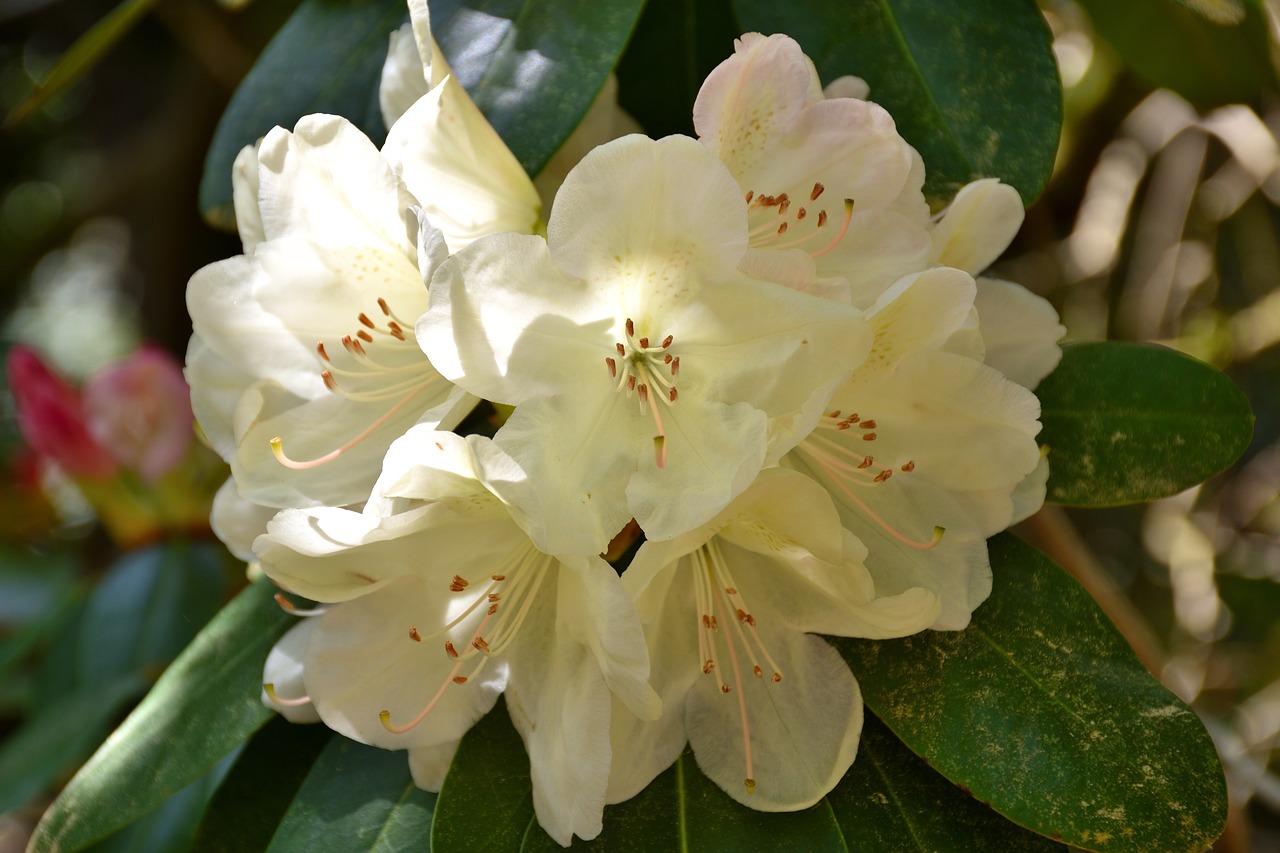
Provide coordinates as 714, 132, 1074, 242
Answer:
2, 0, 1280, 850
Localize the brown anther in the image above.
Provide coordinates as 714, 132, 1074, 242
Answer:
671, 357, 680, 376
817, 210, 828, 228
445, 641, 459, 658
351, 337, 367, 355
358, 313, 376, 329
703, 660, 715, 673
388, 322, 405, 340
702, 614, 712, 628
664, 353, 673, 364
778, 198, 790, 215
710, 616, 719, 630
492, 574, 506, 581
316, 342, 330, 361
796, 207, 807, 220
736, 609, 757, 627
837, 422, 851, 431
860, 420, 877, 429
776, 222, 789, 236
862, 432, 877, 441
901, 460, 916, 472
721, 684, 733, 694
669, 387, 679, 402
605, 357, 617, 378
829, 410, 841, 418
488, 593, 500, 602
322, 371, 337, 391
409, 627, 422, 642
377, 297, 391, 315
745, 190, 755, 203
858, 456, 874, 469
874, 469, 893, 483
771, 672, 782, 683
627, 376, 637, 392
449, 575, 469, 592
472, 636, 490, 653
452, 676, 468, 684
616, 342, 626, 357
725, 587, 737, 595
811, 182, 825, 201
626, 318, 635, 337
638, 336, 649, 348
754, 665, 763, 678
357, 330, 374, 343
661, 335, 674, 348
487, 604, 499, 615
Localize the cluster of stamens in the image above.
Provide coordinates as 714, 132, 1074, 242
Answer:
606, 318, 680, 468
270, 296, 439, 470
377, 547, 553, 735
692, 540, 785, 795
800, 410, 944, 550
744, 182, 855, 258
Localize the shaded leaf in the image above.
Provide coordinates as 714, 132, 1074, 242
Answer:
732, 0, 1062, 204
199, 0, 406, 228
267, 735, 436, 851
1039, 342, 1254, 506
837, 534, 1227, 853
828, 712, 1066, 851
430, 0, 647, 176
29, 580, 295, 853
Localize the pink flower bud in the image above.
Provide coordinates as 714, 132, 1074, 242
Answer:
7, 345, 117, 478
83, 346, 195, 482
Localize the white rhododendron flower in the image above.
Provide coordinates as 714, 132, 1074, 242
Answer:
257, 429, 658, 846
607, 468, 939, 809
421, 133, 871, 555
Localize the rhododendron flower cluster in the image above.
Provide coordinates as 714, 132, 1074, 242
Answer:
186, 3, 1063, 846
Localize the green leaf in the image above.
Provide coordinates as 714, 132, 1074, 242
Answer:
1075, 0, 1277, 107
430, 0, 647, 177
613, 0, 740, 139
731, 0, 1062, 205
29, 580, 295, 853
194, 717, 334, 853
837, 534, 1227, 853
267, 735, 437, 851
0, 675, 145, 814
432, 698, 533, 851
1039, 342, 1254, 506
198, 0, 406, 229
827, 712, 1066, 851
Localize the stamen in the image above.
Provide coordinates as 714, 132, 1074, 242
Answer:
273, 593, 327, 617
358, 313, 376, 329
408, 627, 422, 642
264, 683, 312, 707
269, 386, 427, 470
809, 199, 855, 259
316, 342, 330, 361
450, 575, 470, 591
810, 182, 825, 201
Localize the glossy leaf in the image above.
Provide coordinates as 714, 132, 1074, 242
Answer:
267, 735, 437, 851
837, 534, 1227, 853
194, 717, 334, 853
432, 698, 532, 852
198, 0, 406, 228
827, 713, 1066, 852
731, 0, 1062, 205
1039, 342, 1254, 506
1075, 0, 1277, 107
430, 0, 647, 176
29, 580, 295, 853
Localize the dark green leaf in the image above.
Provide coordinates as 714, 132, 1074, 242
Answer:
198, 0, 406, 228
614, 0, 740, 139
194, 717, 334, 853
1075, 0, 1277, 107
267, 735, 437, 851
76, 541, 226, 686
29, 580, 295, 853
828, 712, 1066, 852
430, 0, 647, 176
732, 0, 1062, 205
0, 543, 76, 623
87, 751, 239, 853
837, 534, 1227, 853
1039, 342, 1254, 506
522, 749, 848, 851
0, 675, 145, 814
432, 698, 532, 852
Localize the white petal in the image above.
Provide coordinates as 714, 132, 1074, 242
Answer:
262, 619, 321, 724
185, 333, 251, 459
408, 741, 459, 792
210, 477, 275, 562
380, 23, 429, 130
970, 277, 1065, 389
860, 267, 978, 374
930, 179, 1024, 274
231, 143, 264, 252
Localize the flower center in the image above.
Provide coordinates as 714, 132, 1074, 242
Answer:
605, 317, 680, 469
690, 539, 785, 795
797, 409, 944, 549
378, 544, 556, 734
270, 296, 444, 470
743, 182, 855, 257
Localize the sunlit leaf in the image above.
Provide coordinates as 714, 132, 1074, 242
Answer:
267, 735, 436, 851
1039, 342, 1254, 506
731, 0, 1062, 204
198, 0, 406, 229
430, 0, 647, 176
837, 534, 1227, 853
29, 580, 294, 853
